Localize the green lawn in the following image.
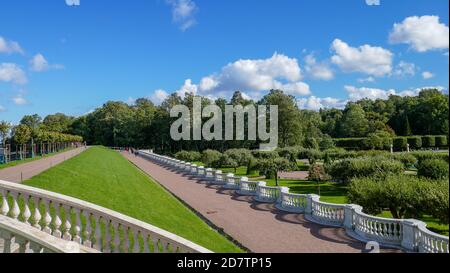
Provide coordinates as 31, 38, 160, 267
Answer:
24, 146, 242, 253
0, 148, 74, 170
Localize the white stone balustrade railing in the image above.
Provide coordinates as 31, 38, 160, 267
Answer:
213, 170, 225, 185
138, 150, 449, 253
190, 164, 198, 175
0, 179, 212, 254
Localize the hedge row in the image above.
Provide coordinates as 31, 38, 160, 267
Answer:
334, 135, 448, 151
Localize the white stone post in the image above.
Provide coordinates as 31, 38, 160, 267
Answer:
306, 194, 320, 215
390, 144, 393, 154
407, 143, 410, 153
277, 187, 290, 205
343, 204, 362, 230
401, 219, 421, 252
190, 164, 198, 175
214, 170, 223, 184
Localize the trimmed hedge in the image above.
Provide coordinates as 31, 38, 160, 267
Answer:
422, 135, 436, 148
334, 135, 447, 151
393, 137, 408, 151
407, 136, 422, 149
417, 159, 449, 180
435, 135, 448, 147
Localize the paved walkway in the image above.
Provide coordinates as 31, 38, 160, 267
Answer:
0, 147, 87, 183
123, 152, 369, 253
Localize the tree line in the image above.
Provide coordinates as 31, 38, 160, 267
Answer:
1, 88, 448, 153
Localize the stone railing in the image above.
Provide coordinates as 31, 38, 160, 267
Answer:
0, 179, 212, 253
139, 150, 449, 253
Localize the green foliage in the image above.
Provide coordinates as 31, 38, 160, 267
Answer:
363, 131, 392, 150
422, 135, 436, 148
308, 164, 330, 181
218, 154, 239, 170
12, 124, 32, 144
326, 156, 404, 182
276, 146, 299, 162
252, 150, 279, 159
435, 135, 448, 147
410, 151, 449, 163
393, 137, 408, 151
339, 104, 369, 137
201, 149, 222, 167
256, 157, 296, 186
318, 135, 335, 150
417, 159, 449, 180
389, 153, 418, 169
348, 175, 449, 223
174, 150, 201, 162
0, 121, 11, 146
303, 137, 319, 149
407, 136, 422, 150
224, 148, 254, 166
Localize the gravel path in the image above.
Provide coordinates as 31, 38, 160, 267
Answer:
123, 151, 368, 253
0, 147, 87, 183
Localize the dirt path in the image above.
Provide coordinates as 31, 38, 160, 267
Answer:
0, 147, 88, 183
123, 151, 368, 253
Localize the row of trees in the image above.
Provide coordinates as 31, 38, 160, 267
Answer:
2, 88, 448, 154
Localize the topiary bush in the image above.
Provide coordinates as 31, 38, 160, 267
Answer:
410, 151, 449, 164
174, 150, 201, 162
393, 137, 408, 151
407, 136, 422, 150
201, 149, 222, 167
435, 135, 448, 148
326, 156, 404, 183
422, 135, 436, 148
389, 153, 418, 169
417, 159, 449, 180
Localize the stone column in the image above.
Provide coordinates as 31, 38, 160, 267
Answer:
306, 194, 320, 215
343, 204, 362, 230
401, 219, 422, 252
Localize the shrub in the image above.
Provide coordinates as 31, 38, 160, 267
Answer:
349, 175, 449, 223
435, 135, 448, 147
363, 131, 393, 150
224, 149, 253, 166
326, 156, 404, 182
407, 136, 422, 150
251, 150, 279, 160
174, 150, 201, 162
319, 135, 335, 150
201, 149, 222, 167
303, 137, 319, 149
246, 157, 259, 176
276, 147, 299, 162
417, 159, 449, 180
389, 153, 418, 169
219, 154, 239, 172
422, 135, 436, 148
410, 151, 449, 164
393, 137, 408, 151
308, 164, 330, 181
334, 138, 365, 150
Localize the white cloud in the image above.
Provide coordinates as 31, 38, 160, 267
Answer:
0, 36, 24, 54
12, 94, 28, 105
358, 76, 375, 83
297, 96, 347, 111
422, 71, 434, 79
150, 89, 169, 105
389, 15, 449, 52
29, 53, 64, 72
344, 85, 447, 101
304, 54, 334, 80
0, 63, 28, 85
176, 79, 198, 97
166, 0, 197, 31
393, 61, 416, 77
331, 39, 393, 76
0, 105, 5, 112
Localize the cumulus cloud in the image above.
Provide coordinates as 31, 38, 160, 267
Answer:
389, 15, 449, 52
304, 54, 334, 80
166, 0, 197, 31
12, 94, 28, 105
150, 89, 169, 105
29, 53, 64, 72
172, 53, 310, 99
344, 85, 446, 101
358, 76, 375, 83
393, 61, 416, 77
0, 63, 28, 85
422, 71, 434, 79
0, 36, 24, 54
297, 96, 347, 111
331, 39, 393, 77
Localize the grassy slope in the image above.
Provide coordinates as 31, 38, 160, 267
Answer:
24, 146, 242, 253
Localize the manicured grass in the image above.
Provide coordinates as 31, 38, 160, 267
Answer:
24, 146, 242, 253
0, 148, 74, 170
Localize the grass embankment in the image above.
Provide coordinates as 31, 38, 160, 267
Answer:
24, 146, 242, 253
0, 148, 75, 170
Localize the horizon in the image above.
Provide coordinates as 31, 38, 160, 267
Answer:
1, 0, 449, 123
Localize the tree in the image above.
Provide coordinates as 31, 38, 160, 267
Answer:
339, 104, 369, 137
42, 113, 74, 133
12, 124, 32, 159
256, 157, 296, 186
0, 121, 11, 146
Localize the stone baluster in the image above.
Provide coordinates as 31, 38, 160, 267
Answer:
21, 194, 32, 225
62, 205, 72, 241
103, 218, 112, 252
1, 190, 10, 216
15, 236, 29, 253
277, 187, 289, 204
31, 196, 41, 229
142, 232, 150, 253
83, 210, 92, 247
10, 192, 20, 220
72, 208, 82, 243
132, 228, 140, 253
0, 230, 13, 253
112, 221, 121, 252
52, 202, 62, 238
93, 214, 102, 250
42, 199, 52, 234
123, 226, 131, 252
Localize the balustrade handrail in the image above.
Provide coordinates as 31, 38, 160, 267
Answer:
139, 150, 449, 253
0, 179, 212, 253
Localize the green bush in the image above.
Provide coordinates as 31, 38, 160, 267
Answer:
326, 156, 404, 182
389, 153, 418, 169
303, 137, 319, 149
334, 138, 365, 150
407, 136, 422, 150
174, 150, 201, 162
224, 149, 253, 166
410, 151, 449, 163
201, 149, 222, 167
393, 137, 408, 151
435, 135, 448, 147
251, 150, 279, 160
417, 159, 449, 180
319, 135, 335, 150
349, 175, 449, 223
276, 147, 300, 162
422, 135, 436, 148
308, 164, 330, 181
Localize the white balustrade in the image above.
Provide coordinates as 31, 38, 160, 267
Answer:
190, 164, 198, 175
275, 192, 308, 213
212, 170, 225, 185
137, 150, 449, 253
0, 179, 212, 253
237, 179, 259, 196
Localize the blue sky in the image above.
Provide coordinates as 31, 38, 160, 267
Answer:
0, 0, 448, 123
